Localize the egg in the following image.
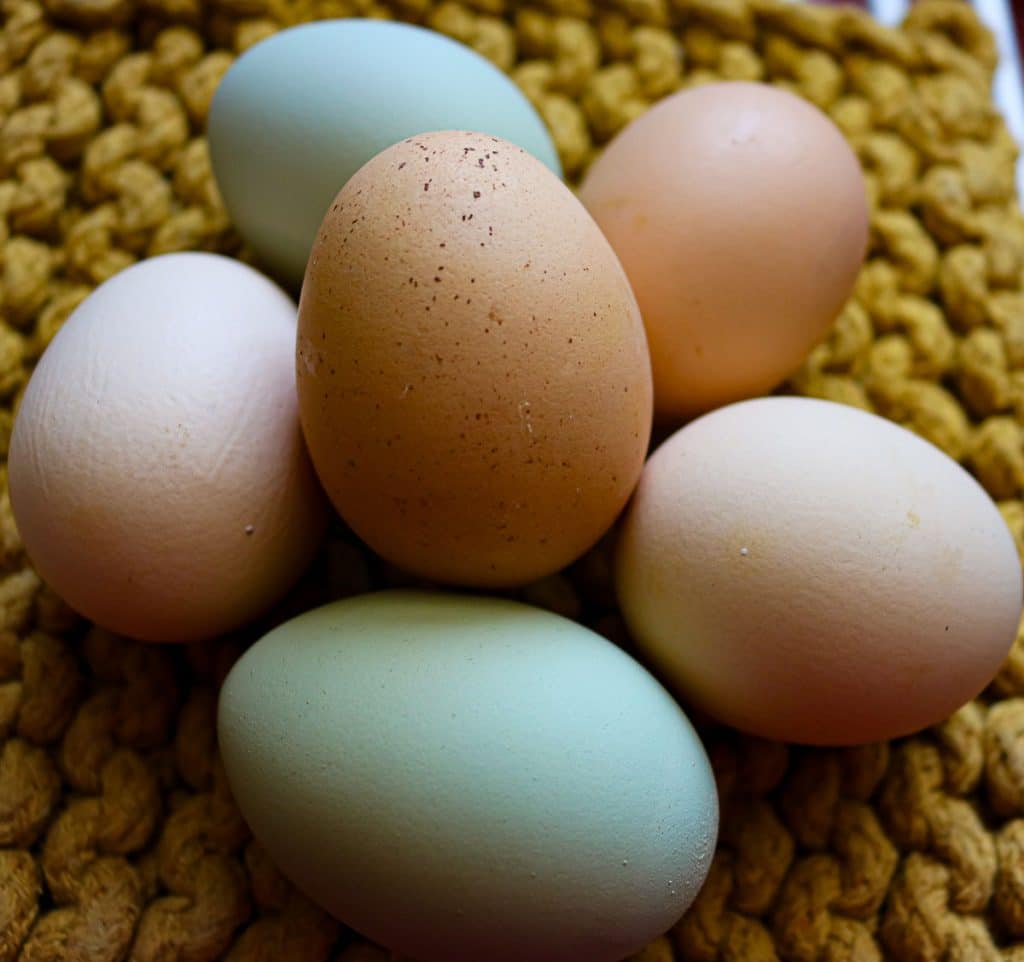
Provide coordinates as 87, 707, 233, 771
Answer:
615, 396, 1023, 745
9, 253, 328, 644
579, 82, 870, 422
297, 130, 653, 588
217, 589, 718, 962
208, 19, 562, 290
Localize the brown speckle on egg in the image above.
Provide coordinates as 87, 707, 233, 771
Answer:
297, 131, 653, 588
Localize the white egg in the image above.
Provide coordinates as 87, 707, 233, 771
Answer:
9, 252, 328, 643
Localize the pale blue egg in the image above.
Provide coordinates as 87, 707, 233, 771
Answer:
218, 589, 718, 962
208, 19, 562, 289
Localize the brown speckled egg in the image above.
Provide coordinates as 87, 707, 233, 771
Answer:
297, 130, 653, 588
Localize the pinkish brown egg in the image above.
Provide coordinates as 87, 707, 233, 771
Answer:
580, 82, 870, 422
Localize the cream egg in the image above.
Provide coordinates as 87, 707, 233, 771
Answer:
9, 253, 328, 643
615, 396, 1023, 745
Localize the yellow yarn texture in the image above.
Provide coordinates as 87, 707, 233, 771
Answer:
3, 0, 1024, 959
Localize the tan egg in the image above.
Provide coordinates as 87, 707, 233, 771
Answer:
297, 130, 653, 588
579, 82, 870, 422
9, 253, 328, 644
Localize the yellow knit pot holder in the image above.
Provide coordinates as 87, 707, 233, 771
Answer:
3, 0, 1024, 960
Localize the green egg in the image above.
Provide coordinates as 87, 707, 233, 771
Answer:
217, 589, 717, 962
208, 19, 563, 290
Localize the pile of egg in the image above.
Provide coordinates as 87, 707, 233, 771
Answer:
9, 18, 1023, 962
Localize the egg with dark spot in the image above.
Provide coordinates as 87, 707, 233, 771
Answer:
297, 131, 653, 587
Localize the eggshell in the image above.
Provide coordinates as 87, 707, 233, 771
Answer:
579, 82, 869, 421
297, 130, 653, 588
217, 589, 718, 962
9, 253, 328, 643
615, 396, 1023, 745
209, 19, 562, 290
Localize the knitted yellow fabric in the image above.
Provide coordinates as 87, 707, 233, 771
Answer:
3, 0, 1024, 959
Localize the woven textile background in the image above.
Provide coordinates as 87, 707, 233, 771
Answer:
3, 0, 1024, 959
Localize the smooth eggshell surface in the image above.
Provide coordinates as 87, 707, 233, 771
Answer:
615, 396, 1023, 745
579, 82, 869, 421
297, 130, 653, 588
217, 589, 718, 962
208, 19, 562, 290
9, 253, 328, 643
